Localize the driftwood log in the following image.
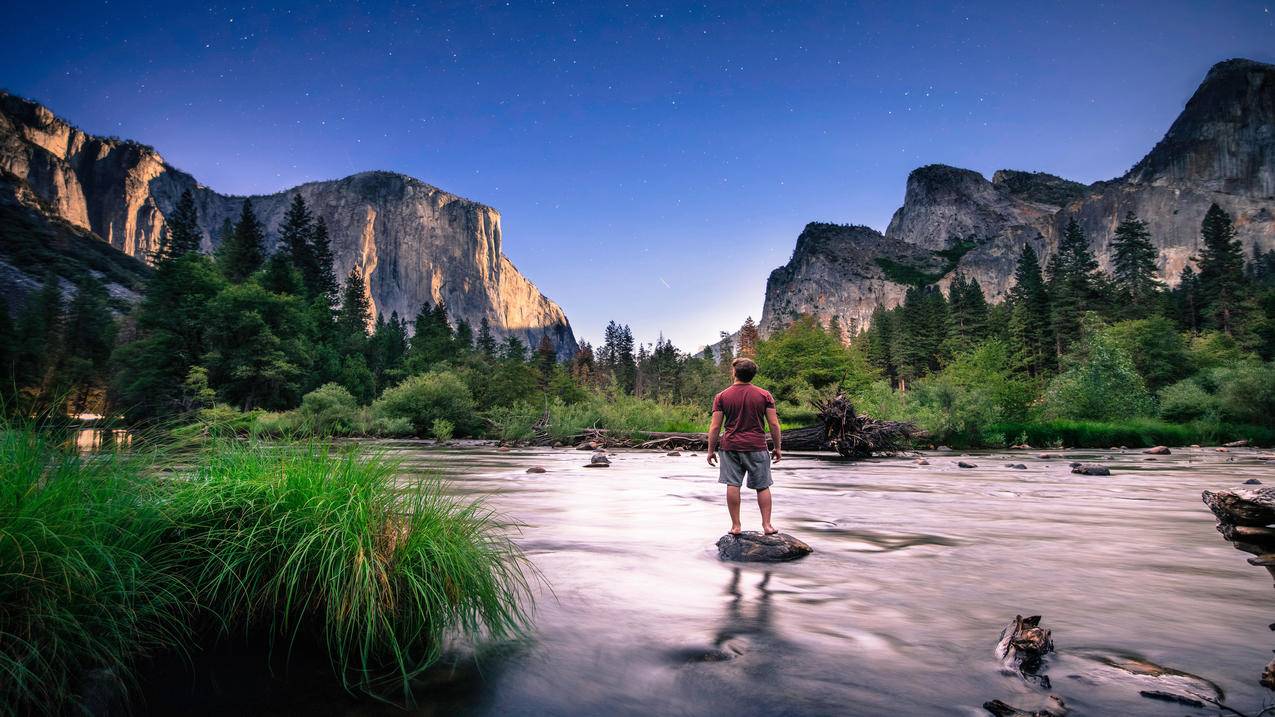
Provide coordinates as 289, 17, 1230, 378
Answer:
552, 393, 920, 458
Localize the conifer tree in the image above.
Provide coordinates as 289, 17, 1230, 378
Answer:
261, 252, 305, 295
1196, 203, 1247, 336
1110, 212, 1162, 316
570, 341, 596, 385
738, 316, 760, 357
159, 189, 202, 262
1047, 219, 1099, 357
220, 199, 266, 282
14, 274, 64, 395
536, 334, 557, 388
453, 318, 474, 353
280, 194, 321, 295
865, 305, 895, 383
335, 266, 372, 347
476, 317, 497, 358
617, 324, 637, 393
1008, 245, 1053, 375
57, 277, 116, 412
1173, 265, 1202, 333
502, 335, 526, 362
310, 218, 340, 305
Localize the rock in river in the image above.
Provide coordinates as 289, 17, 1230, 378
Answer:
716, 532, 813, 562
526, 466, 547, 474
1143, 445, 1171, 455
957, 461, 978, 468
585, 451, 611, 468
983, 696, 1067, 717
1071, 464, 1110, 476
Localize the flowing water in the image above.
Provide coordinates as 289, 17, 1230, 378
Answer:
147, 445, 1275, 716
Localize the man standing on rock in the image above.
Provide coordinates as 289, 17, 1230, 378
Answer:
707, 357, 782, 536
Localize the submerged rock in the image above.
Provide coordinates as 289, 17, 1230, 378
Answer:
1245, 479, 1263, 485
666, 451, 682, 457
915, 458, 930, 465
1138, 690, 1204, 708
526, 466, 546, 474
1005, 463, 1027, 470
1071, 464, 1110, 476
1225, 439, 1251, 448
716, 532, 813, 562
957, 461, 978, 468
983, 696, 1067, 717
1144, 445, 1171, 455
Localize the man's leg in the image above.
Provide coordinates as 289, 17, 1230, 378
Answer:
757, 487, 774, 534
726, 485, 742, 534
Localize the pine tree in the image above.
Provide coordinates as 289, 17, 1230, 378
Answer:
1047, 219, 1099, 357
336, 266, 372, 348
220, 199, 266, 282
261, 252, 305, 295
617, 324, 637, 393
865, 305, 895, 383
310, 218, 340, 305
1196, 203, 1247, 336
1008, 245, 1053, 375
536, 334, 557, 388
1173, 265, 1202, 333
453, 318, 474, 353
502, 335, 526, 362
159, 189, 202, 262
280, 194, 321, 295
14, 274, 64, 396
570, 341, 596, 385
406, 300, 455, 370
476, 317, 497, 358
738, 317, 760, 357
57, 277, 116, 412
1110, 212, 1162, 316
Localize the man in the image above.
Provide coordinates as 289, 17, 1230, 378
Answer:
707, 357, 782, 536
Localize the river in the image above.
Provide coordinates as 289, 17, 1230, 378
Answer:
145, 445, 1275, 716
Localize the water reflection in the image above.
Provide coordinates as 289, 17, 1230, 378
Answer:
75, 427, 133, 452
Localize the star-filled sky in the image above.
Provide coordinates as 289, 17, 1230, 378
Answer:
3, 1, 1273, 349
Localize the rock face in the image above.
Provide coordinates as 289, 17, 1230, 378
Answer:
758, 58, 1275, 337
0, 93, 577, 357
715, 532, 812, 562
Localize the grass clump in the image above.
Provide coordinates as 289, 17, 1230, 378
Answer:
0, 426, 189, 713
987, 418, 1274, 449
0, 425, 533, 712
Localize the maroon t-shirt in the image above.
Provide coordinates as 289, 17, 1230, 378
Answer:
712, 383, 775, 451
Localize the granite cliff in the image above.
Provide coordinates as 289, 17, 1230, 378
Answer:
759, 58, 1275, 338
0, 93, 576, 357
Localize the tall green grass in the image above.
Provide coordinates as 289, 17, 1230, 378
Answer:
0, 426, 189, 714
161, 440, 531, 698
0, 424, 532, 712
985, 418, 1274, 449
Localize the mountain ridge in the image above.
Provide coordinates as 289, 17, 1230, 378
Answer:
0, 92, 577, 358
756, 57, 1275, 339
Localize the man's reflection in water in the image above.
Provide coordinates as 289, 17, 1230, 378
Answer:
714, 568, 776, 656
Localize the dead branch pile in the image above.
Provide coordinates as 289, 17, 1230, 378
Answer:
549, 392, 920, 458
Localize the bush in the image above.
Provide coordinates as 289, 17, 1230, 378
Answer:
987, 418, 1273, 448
432, 418, 455, 441
298, 382, 360, 435
366, 415, 414, 438
372, 371, 479, 437
1158, 379, 1216, 422
1043, 334, 1153, 421
1211, 361, 1275, 425
907, 340, 1035, 443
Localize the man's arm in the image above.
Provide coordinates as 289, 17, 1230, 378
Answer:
707, 410, 724, 466
766, 407, 782, 463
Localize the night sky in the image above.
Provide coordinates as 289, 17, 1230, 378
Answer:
3, 1, 1273, 349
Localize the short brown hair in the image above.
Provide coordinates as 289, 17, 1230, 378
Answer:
732, 357, 758, 382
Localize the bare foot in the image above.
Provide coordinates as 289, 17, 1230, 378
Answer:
729, 525, 742, 536
763, 525, 779, 535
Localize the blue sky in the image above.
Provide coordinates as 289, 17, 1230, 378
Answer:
3, 1, 1273, 348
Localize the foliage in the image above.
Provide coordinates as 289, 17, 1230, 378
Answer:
754, 315, 875, 408
372, 370, 479, 437
1042, 327, 1153, 421
432, 418, 455, 441
906, 340, 1034, 443
987, 418, 1273, 449
218, 199, 267, 283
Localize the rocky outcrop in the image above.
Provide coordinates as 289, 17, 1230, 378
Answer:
0, 93, 576, 357
758, 58, 1275, 337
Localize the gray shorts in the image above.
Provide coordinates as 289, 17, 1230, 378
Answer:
718, 450, 773, 490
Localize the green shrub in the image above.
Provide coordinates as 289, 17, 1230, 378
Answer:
985, 418, 1273, 448
372, 371, 478, 437
298, 382, 360, 435
254, 410, 303, 436
1211, 361, 1275, 425
366, 415, 414, 438
1043, 334, 1152, 421
1158, 379, 1216, 422
432, 418, 455, 441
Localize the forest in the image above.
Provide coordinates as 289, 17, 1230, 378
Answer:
2, 194, 1273, 448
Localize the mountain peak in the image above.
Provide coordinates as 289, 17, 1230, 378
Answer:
1125, 57, 1275, 195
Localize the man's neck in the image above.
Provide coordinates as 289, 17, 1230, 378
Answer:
732, 380, 750, 386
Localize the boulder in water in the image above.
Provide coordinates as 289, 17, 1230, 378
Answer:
1144, 445, 1171, 455
716, 532, 812, 562
585, 451, 611, 467
1071, 464, 1110, 476
1202, 487, 1275, 526
1224, 439, 1250, 448
666, 451, 682, 457
1005, 463, 1027, 469
526, 466, 547, 474
915, 458, 930, 465
1245, 478, 1262, 485
957, 461, 978, 468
